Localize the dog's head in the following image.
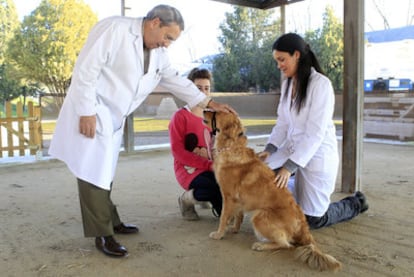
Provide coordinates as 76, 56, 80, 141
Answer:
203, 110, 247, 148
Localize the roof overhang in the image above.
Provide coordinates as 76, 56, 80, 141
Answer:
209, 0, 305, 10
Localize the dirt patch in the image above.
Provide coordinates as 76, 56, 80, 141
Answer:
1, 139, 413, 276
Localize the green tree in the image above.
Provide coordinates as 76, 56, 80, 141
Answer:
305, 6, 343, 91
7, 0, 98, 107
0, 64, 20, 102
214, 6, 281, 92
0, 0, 21, 102
0, 0, 19, 63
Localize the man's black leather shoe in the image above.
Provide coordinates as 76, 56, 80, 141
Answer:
114, 223, 139, 234
95, 236, 128, 257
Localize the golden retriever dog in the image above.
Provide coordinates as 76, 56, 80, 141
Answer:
203, 110, 342, 272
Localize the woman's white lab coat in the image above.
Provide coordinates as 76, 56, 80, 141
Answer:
48, 16, 206, 190
265, 68, 339, 216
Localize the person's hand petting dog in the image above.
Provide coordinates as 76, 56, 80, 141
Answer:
208, 100, 237, 114
274, 167, 292, 188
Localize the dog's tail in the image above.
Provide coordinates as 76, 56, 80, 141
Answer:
294, 243, 342, 272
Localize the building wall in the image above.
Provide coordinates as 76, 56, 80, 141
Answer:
135, 92, 344, 119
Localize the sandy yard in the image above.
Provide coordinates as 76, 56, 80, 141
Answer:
1, 138, 413, 277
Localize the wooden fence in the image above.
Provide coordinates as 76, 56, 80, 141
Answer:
0, 101, 42, 158
364, 93, 414, 140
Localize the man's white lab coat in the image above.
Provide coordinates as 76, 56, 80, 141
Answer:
49, 16, 206, 190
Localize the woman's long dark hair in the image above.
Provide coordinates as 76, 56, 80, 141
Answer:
272, 33, 324, 113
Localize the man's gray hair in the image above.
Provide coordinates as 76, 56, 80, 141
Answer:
146, 5, 185, 31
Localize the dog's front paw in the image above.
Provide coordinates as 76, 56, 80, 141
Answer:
209, 231, 224, 240
251, 242, 266, 251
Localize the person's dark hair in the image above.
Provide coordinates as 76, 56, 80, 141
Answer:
187, 68, 212, 83
272, 33, 324, 113
146, 5, 184, 31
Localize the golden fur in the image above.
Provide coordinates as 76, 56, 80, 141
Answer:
203, 111, 342, 272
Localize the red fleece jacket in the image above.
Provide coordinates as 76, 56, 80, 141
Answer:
168, 107, 213, 190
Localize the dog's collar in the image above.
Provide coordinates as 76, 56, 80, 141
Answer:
213, 146, 244, 154
213, 147, 231, 154
210, 111, 219, 136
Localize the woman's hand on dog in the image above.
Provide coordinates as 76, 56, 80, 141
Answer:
257, 152, 291, 188
274, 167, 291, 188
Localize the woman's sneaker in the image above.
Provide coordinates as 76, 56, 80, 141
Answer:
355, 191, 369, 213
198, 202, 211, 209
178, 192, 199, 221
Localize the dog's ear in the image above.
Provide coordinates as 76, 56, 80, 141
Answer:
238, 127, 247, 138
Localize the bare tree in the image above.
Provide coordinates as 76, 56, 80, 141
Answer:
408, 0, 414, 25
370, 0, 414, 29
372, 0, 390, 29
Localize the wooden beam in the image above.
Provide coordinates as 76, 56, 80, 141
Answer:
208, 0, 304, 10
342, 0, 365, 192
261, 0, 304, 10
209, 0, 263, 9
121, 0, 135, 153
123, 117, 135, 152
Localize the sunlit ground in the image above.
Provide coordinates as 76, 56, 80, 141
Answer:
41, 118, 344, 134
40, 117, 278, 134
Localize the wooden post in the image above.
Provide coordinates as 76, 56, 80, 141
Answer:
0, 113, 3, 158
121, 0, 135, 153
16, 102, 25, 156
28, 102, 36, 155
6, 102, 13, 157
342, 0, 365, 192
279, 5, 286, 92
28, 101, 43, 155
280, 5, 286, 34
123, 116, 135, 152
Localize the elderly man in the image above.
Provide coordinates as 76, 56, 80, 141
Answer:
49, 4, 234, 258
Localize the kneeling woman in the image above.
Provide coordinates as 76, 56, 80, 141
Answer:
259, 33, 368, 229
